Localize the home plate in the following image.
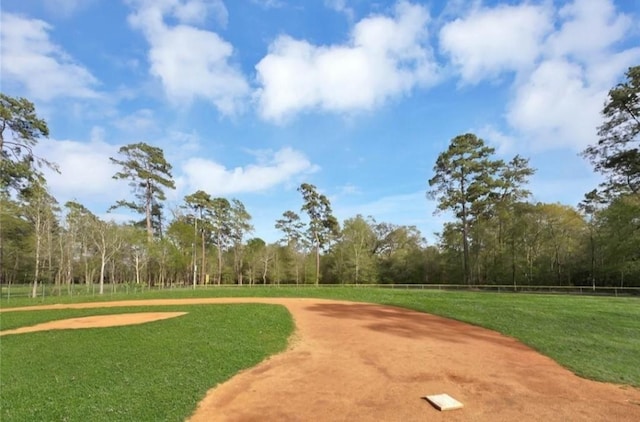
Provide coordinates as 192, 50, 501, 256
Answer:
424, 394, 464, 411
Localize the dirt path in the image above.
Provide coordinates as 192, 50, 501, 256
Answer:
2, 298, 639, 421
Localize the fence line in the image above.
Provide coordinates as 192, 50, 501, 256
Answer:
1, 282, 639, 300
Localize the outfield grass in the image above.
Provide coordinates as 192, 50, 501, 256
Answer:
0, 304, 293, 422
363, 290, 640, 387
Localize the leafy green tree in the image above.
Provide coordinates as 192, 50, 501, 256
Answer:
184, 190, 214, 285
598, 194, 640, 286
148, 234, 173, 287
502, 202, 536, 287
581, 65, 640, 287
0, 193, 33, 285
427, 133, 503, 285
122, 226, 148, 285
298, 183, 339, 285
0, 94, 56, 193
63, 201, 97, 286
333, 215, 377, 284
436, 222, 464, 284
275, 210, 304, 284
0, 94, 57, 285
536, 204, 586, 285
110, 142, 175, 242
165, 213, 195, 284
230, 199, 253, 284
268, 243, 290, 285
373, 222, 425, 284
483, 155, 535, 284
89, 218, 124, 294
519, 203, 546, 284
210, 197, 232, 285
244, 237, 266, 285
578, 190, 607, 289
423, 245, 445, 284
500, 156, 534, 197
19, 178, 59, 297
584, 65, 640, 195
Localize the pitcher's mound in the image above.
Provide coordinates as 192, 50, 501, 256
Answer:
0, 312, 187, 336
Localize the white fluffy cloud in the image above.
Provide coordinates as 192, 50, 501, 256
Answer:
440, 3, 552, 83
507, 0, 640, 150
35, 139, 125, 204
182, 148, 318, 195
477, 124, 517, 155
255, 1, 439, 121
546, 0, 631, 60
507, 59, 607, 150
0, 13, 99, 101
128, 0, 248, 115
441, 0, 640, 151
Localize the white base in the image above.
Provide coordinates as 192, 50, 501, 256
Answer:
425, 393, 464, 411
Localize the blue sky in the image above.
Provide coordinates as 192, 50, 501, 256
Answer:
2, 0, 639, 243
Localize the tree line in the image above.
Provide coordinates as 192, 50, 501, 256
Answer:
1, 66, 638, 295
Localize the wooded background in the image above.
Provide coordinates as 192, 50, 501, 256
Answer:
1, 66, 638, 295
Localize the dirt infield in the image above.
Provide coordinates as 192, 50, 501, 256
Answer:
2, 298, 639, 421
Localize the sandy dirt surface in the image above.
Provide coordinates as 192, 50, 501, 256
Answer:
0, 312, 187, 336
2, 298, 639, 421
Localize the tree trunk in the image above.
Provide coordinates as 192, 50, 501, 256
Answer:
462, 215, 470, 285
237, 250, 243, 285
192, 217, 197, 287
32, 212, 42, 298
99, 249, 106, 294
83, 241, 90, 284
216, 240, 222, 285
145, 179, 153, 241
590, 230, 596, 291
46, 219, 53, 285
354, 244, 360, 284
235, 245, 244, 285
135, 252, 141, 284
262, 257, 268, 284
201, 229, 206, 285
110, 260, 116, 286
511, 237, 517, 288
460, 171, 471, 286
0, 204, 4, 286
314, 231, 321, 286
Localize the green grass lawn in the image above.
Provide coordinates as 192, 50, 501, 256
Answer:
1, 286, 638, 422
0, 304, 293, 422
